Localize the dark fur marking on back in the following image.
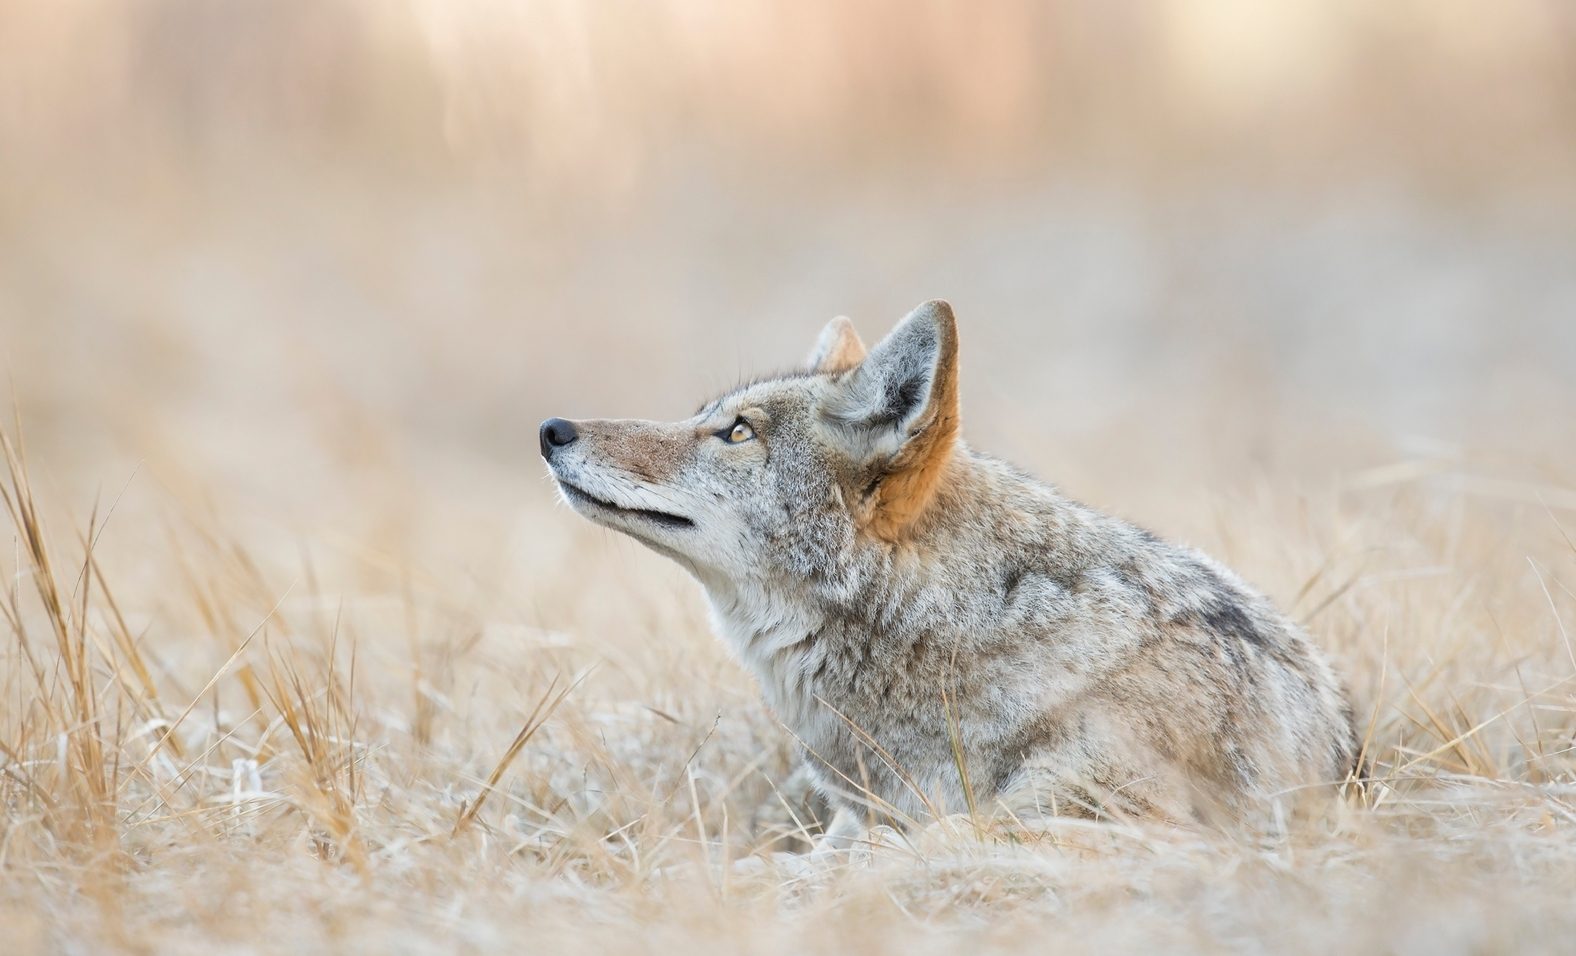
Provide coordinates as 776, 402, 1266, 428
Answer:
1198, 600, 1268, 647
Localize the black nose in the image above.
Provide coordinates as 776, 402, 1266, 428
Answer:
539, 418, 578, 458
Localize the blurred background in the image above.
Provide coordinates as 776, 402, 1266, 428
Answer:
1, 0, 1574, 591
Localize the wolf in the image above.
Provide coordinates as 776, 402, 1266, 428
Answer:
540, 301, 1356, 844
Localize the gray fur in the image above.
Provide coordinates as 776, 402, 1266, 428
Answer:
542, 301, 1357, 834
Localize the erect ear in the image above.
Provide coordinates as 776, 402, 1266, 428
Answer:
818, 300, 960, 540
807, 316, 867, 373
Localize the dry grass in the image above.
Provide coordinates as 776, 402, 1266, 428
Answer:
4, 402, 1576, 954
3, 2, 1576, 952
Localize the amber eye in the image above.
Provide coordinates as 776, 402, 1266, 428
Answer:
723, 419, 755, 444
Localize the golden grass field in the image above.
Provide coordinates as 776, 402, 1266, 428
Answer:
3, 2, 1576, 952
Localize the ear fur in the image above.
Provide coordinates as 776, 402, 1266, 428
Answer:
808, 316, 868, 373
820, 300, 960, 540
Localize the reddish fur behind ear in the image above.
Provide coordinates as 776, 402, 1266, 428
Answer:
862, 303, 960, 541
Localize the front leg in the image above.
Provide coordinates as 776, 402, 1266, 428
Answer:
809, 804, 867, 861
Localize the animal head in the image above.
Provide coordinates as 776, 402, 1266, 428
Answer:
540, 300, 961, 586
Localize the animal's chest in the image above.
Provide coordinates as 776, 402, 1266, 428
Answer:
791, 624, 1004, 814
791, 676, 978, 816
709, 596, 1027, 814
718, 597, 930, 704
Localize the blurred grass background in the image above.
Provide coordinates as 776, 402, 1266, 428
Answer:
3, 1, 1573, 522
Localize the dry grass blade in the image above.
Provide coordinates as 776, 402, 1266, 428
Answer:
940, 685, 981, 829
452, 671, 586, 836
1, 423, 115, 844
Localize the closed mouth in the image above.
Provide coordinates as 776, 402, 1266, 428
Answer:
556, 479, 695, 529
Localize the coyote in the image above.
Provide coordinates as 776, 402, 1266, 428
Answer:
540, 301, 1356, 841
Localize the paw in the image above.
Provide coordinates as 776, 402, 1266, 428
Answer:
728, 851, 818, 881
